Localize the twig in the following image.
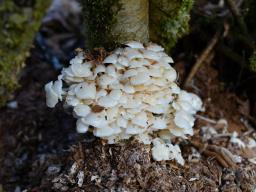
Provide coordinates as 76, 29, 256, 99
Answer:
183, 30, 221, 88
191, 140, 238, 168
195, 114, 217, 124
203, 150, 230, 168
208, 145, 237, 168
225, 0, 248, 35
217, 43, 244, 65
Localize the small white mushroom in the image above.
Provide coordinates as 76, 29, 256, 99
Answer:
152, 138, 170, 161
125, 41, 144, 49
82, 113, 108, 129
76, 119, 89, 133
116, 116, 128, 128
136, 133, 152, 144
132, 112, 148, 127
106, 65, 117, 77
98, 74, 116, 87
75, 83, 96, 99
160, 56, 174, 63
70, 54, 83, 65
77, 171, 85, 187
94, 65, 106, 75
168, 144, 185, 165
148, 68, 163, 77
106, 107, 119, 121
45, 80, 63, 108
96, 89, 108, 100
103, 54, 118, 64
93, 126, 115, 137
174, 110, 194, 130
126, 49, 144, 60
109, 89, 122, 101
143, 50, 160, 60
66, 95, 80, 106
164, 68, 177, 82
74, 104, 91, 117
117, 56, 129, 66
71, 62, 92, 77
123, 69, 138, 79
122, 84, 135, 94
151, 117, 167, 130
129, 58, 150, 68
98, 96, 118, 108
146, 43, 164, 52
130, 72, 150, 85
146, 104, 168, 114
126, 124, 144, 134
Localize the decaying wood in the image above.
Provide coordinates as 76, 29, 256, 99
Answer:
191, 140, 238, 169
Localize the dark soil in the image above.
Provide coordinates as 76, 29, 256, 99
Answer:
1, 0, 256, 191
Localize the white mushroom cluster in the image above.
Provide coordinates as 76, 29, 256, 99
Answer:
45, 41, 202, 165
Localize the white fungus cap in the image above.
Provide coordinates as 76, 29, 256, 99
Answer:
45, 41, 203, 164
152, 138, 185, 165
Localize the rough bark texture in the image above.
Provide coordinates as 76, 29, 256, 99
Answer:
81, 0, 149, 50
0, 0, 51, 106
149, 0, 194, 52
81, 0, 193, 52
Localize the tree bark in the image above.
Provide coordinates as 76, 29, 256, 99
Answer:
81, 0, 193, 51
149, 0, 194, 52
81, 0, 149, 50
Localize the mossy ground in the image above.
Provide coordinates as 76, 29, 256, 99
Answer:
0, 0, 50, 106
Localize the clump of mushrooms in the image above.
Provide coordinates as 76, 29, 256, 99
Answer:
45, 41, 202, 165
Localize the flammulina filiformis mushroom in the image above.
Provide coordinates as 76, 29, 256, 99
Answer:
45, 41, 202, 165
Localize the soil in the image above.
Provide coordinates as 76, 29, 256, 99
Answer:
1, 0, 256, 191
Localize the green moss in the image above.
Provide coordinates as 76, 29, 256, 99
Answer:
81, 0, 149, 50
149, 0, 194, 52
0, 0, 50, 106
249, 52, 256, 72
80, 0, 122, 50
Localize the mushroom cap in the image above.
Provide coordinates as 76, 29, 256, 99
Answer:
45, 41, 203, 164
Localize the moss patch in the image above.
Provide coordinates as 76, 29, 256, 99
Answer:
0, 0, 50, 107
81, 0, 149, 50
80, 0, 122, 50
149, 0, 194, 52
249, 52, 256, 72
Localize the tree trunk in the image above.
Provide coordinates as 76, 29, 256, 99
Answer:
81, 0, 194, 51
81, 0, 149, 50
149, 0, 194, 52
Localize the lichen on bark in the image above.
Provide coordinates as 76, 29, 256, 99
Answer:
0, 0, 50, 106
81, 0, 149, 50
149, 0, 194, 52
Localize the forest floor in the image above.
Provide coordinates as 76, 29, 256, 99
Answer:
0, 44, 256, 192
1, 0, 256, 191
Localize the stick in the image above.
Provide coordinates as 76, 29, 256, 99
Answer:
225, 0, 248, 35
183, 30, 221, 87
